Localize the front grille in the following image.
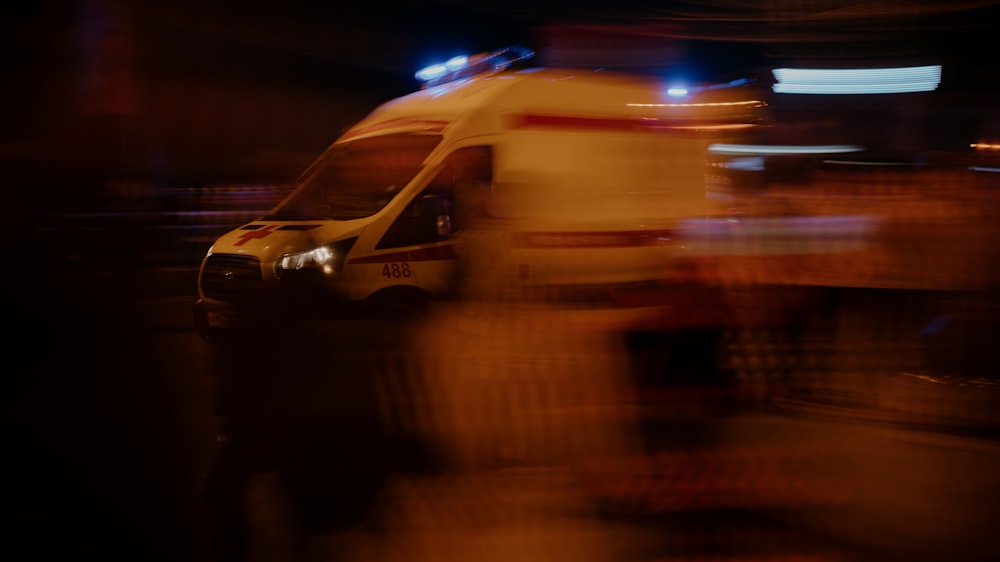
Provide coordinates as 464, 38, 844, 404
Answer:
201, 253, 265, 301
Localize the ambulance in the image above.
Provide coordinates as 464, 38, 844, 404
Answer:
193, 46, 769, 339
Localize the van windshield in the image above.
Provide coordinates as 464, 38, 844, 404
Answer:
265, 133, 443, 220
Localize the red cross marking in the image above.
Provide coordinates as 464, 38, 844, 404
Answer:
235, 225, 279, 246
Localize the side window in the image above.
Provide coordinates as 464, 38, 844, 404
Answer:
377, 146, 493, 249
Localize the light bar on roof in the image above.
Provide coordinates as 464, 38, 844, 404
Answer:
772, 65, 941, 94
415, 56, 468, 82
415, 46, 534, 87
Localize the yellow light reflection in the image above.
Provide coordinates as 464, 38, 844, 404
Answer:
971, 142, 1000, 151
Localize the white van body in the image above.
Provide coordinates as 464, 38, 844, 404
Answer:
193, 63, 769, 337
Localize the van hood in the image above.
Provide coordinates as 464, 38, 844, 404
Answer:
210, 220, 366, 261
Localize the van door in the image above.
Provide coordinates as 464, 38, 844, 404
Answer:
370, 146, 494, 299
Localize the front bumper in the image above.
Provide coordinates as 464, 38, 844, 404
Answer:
192, 298, 266, 343
193, 292, 364, 343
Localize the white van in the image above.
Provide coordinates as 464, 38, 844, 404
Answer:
193, 46, 768, 339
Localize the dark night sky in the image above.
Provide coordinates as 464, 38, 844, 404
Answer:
2, 1, 998, 186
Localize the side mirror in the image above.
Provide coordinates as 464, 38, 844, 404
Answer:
436, 214, 452, 237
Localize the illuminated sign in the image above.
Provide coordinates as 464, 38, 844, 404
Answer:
708, 144, 864, 156
772, 65, 942, 94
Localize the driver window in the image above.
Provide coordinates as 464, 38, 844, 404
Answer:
376, 146, 493, 249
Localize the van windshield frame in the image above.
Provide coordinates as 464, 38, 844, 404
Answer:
264, 133, 443, 220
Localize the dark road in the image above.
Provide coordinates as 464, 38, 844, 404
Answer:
126, 289, 1000, 562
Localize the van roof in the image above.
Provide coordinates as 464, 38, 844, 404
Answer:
339, 67, 767, 142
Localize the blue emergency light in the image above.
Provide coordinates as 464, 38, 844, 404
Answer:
414, 55, 469, 82
415, 46, 535, 87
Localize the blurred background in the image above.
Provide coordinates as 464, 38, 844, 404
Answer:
6, 1, 996, 191
5, 2, 1000, 562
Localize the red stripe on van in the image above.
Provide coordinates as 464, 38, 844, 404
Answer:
340, 119, 449, 140
510, 229, 675, 249
347, 244, 459, 264
508, 114, 743, 133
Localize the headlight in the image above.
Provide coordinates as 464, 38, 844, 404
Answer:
278, 246, 336, 273
275, 237, 357, 278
